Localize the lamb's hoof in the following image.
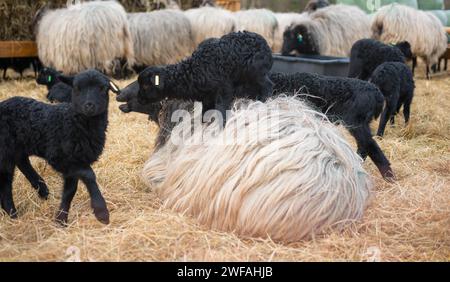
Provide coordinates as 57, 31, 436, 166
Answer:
381, 166, 396, 183
56, 211, 69, 227
93, 207, 110, 225
37, 183, 49, 200
9, 210, 18, 219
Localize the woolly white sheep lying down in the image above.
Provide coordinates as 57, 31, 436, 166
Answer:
142, 96, 372, 242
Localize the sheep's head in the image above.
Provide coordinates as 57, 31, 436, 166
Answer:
117, 80, 163, 124
137, 67, 165, 105
304, 0, 330, 13
36, 67, 61, 86
282, 24, 318, 56
394, 41, 413, 61
58, 69, 120, 117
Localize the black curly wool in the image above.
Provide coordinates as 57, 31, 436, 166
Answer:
0, 69, 116, 225
270, 72, 394, 180
370, 62, 415, 137
348, 39, 408, 80
36, 67, 73, 103
135, 31, 273, 119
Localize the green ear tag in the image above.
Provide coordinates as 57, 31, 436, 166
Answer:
48, 75, 52, 83
297, 34, 303, 44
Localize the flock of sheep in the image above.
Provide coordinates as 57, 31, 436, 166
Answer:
0, 0, 448, 243
34, 0, 448, 79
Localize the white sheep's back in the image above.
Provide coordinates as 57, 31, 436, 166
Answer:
142, 95, 372, 243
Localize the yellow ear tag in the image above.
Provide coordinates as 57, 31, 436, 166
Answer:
155, 75, 160, 86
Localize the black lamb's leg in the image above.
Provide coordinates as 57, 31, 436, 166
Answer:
215, 84, 235, 126
256, 75, 274, 102
76, 167, 109, 224
412, 57, 417, 75
0, 170, 17, 218
17, 156, 49, 199
426, 64, 430, 80
350, 125, 395, 182
376, 106, 390, 137
403, 97, 413, 125
56, 176, 79, 225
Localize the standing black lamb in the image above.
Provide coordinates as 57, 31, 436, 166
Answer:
36, 67, 73, 103
348, 39, 410, 80
0, 69, 120, 225
270, 72, 394, 181
133, 31, 273, 120
369, 62, 415, 137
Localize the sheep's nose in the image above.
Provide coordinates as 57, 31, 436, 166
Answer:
84, 102, 96, 114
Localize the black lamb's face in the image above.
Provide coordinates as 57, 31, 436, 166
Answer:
281, 24, 318, 56
59, 70, 120, 117
137, 67, 165, 105
395, 41, 413, 61
36, 67, 59, 86
117, 80, 163, 123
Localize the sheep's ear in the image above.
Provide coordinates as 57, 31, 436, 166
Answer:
58, 75, 74, 87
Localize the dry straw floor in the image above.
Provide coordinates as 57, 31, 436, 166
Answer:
0, 69, 448, 262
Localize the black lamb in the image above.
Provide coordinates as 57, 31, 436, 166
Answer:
348, 39, 410, 80
132, 31, 273, 121
116, 85, 195, 149
0, 69, 120, 225
116, 80, 163, 122
0, 57, 42, 79
269, 72, 394, 181
36, 67, 73, 103
369, 62, 415, 137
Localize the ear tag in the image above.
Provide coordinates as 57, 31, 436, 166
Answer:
297, 34, 303, 44
154, 75, 160, 86
109, 81, 120, 94
48, 75, 52, 83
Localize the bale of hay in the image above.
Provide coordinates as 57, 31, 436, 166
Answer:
142, 95, 373, 243
0, 0, 68, 40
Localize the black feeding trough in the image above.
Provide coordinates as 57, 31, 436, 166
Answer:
271, 54, 350, 77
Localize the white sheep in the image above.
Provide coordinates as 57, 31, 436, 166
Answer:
282, 4, 371, 57
128, 10, 194, 72
36, 1, 134, 76
371, 4, 448, 78
233, 9, 279, 50
184, 6, 236, 47
142, 96, 373, 243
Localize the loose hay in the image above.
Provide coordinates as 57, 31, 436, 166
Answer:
142, 96, 372, 243
0, 70, 449, 261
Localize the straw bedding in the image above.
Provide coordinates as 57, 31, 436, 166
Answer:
0, 69, 448, 261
